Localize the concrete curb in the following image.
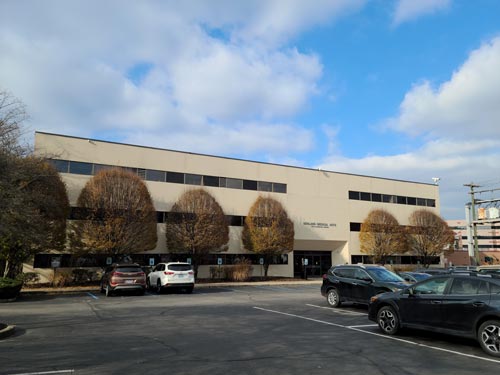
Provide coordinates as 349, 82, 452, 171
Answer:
0, 324, 16, 339
21, 279, 322, 295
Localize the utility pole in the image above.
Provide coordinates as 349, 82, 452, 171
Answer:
464, 183, 481, 265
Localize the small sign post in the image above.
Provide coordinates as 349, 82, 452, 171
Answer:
259, 257, 264, 278
51, 256, 61, 287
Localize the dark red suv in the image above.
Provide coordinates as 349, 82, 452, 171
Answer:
100, 263, 146, 297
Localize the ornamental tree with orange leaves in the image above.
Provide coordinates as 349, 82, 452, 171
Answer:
71, 168, 157, 257
359, 209, 407, 264
242, 196, 294, 277
165, 188, 229, 277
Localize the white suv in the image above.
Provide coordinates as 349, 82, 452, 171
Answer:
147, 262, 195, 294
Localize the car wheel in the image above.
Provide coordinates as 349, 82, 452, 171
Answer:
138, 288, 145, 296
478, 320, 500, 357
377, 306, 399, 335
326, 288, 341, 308
146, 278, 151, 291
105, 285, 112, 297
185, 286, 194, 294
156, 280, 162, 294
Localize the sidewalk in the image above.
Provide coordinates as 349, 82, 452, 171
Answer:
20, 278, 322, 295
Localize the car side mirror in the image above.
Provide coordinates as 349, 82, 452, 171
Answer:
362, 277, 373, 283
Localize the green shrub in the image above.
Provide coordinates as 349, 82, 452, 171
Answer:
0, 277, 22, 288
0, 277, 23, 299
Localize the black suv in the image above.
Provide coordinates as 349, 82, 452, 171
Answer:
368, 274, 500, 357
321, 264, 408, 307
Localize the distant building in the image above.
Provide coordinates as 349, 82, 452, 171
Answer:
33, 132, 441, 277
447, 219, 500, 265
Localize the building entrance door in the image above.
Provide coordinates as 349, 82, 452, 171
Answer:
293, 251, 332, 278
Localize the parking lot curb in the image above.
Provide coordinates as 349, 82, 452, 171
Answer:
20, 279, 322, 295
0, 324, 16, 339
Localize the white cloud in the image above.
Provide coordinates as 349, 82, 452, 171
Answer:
319, 36, 500, 219
0, 0, 360, 158
384, 36, 500, 139
393, 0, 451, 26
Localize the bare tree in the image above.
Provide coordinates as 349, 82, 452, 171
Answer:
242, 196, 294, 277
0, 90, 69, 278
165, 188, 229, 278
408, 209, 455, 268
359, 209, 407, 264
0, 90, 28, 155
71, 168, 157, 257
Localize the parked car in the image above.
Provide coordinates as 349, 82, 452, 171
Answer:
100, 263, 146, 297
477, 265, 500, 275
414, 268, 448, 275
147, 262, 195, 293
321, 264, 408, 307
368, 274, 500, 357
398, 271, 431, 283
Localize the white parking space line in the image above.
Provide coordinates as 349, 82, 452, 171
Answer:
86, 292, 98, 300
254, 306, 500, 365
8, 370, 75, 375
306, 304, 367, 316
347, 324, 378, 328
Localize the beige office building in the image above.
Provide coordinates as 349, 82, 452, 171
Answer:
34, 132, 441, 278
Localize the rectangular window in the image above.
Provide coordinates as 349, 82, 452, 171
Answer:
350, 222, 361, 232
227, 215, 244, 226
156, 212, 165, 223
93, 164, 113, 174
360, 192, 371, 201
396, 196, 407, 204
225, 178, 243, 189
203, 175, 219, 187
382, 194, 394, 203
258, 181, 272, 192
243, 180, 258, 190
185, 173, 202, 185
371, 193, 382, 202
167, 171, 184, 184
137, 168, 146, 179
426, 199, 436, 207
69, 161, 93, 175
273, 183, 287, 193
146, 169, 166, 182
407, 197, 417, 205
348, 191, 360, 200
417, 198, 426, 206
49, 159, 69, 173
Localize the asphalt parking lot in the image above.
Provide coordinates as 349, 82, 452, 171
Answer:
1, 284, 499, 375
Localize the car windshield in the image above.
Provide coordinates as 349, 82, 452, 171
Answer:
366, 268, 404, 282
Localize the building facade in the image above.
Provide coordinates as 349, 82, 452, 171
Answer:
447, 219, 500, 266
34, 132, 441, 278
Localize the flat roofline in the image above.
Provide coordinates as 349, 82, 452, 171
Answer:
35, 131, 435, 187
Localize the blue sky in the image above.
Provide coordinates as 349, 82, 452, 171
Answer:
1, 0, 500, 219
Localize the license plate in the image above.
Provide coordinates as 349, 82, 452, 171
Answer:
125, 280, 134, 284
177, 274, 184, 278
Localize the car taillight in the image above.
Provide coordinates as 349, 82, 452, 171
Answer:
164, 271, 175, 275
188, 271, 194, 275
113, 271, 124, 277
